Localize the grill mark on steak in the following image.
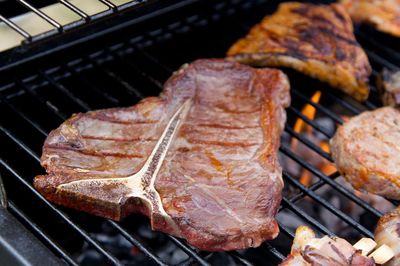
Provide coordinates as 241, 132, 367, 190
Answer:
88, 115, 159, 125
190, 123, 260, 129
186, 139, 259, 147
80, 135, 158, 142
45, 145, 145, 159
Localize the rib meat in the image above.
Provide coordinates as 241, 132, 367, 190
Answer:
341, 0, 400, 37
227, 2, 371, 101
330, 107, 400, 200
34, 59, 290, 251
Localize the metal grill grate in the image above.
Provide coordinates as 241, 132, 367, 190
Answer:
0, 0, 399, 265
0, 0, 145, 46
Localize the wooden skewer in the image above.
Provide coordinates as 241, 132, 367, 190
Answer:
353, 238, 377, 256
368, 244, 395, 265
353, 238, 394, 264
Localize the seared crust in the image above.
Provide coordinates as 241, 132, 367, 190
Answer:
227, 2, 371, 101
375, 207, 400, 266
341, 0, 400, 37
34, 59, 290, 251
330, 107, 400, 200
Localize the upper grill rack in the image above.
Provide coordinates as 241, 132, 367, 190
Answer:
0, 0, 399, 265
0, 0, 145, 46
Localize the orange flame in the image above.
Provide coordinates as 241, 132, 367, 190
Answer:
292, 91, 322, 186
293, 91, 321, 136
292, 91, 336, 185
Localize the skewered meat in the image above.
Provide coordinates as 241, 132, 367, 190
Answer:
227, 2, 371, 101
375, 207, 400, 266
377, 69, 400, 107
330, 107, 400, 200
341, 0, 400, 37
34, 59, 291, 251
279, 226, 375, 265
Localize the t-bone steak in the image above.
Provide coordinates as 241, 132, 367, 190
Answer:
34, 59, 290, 251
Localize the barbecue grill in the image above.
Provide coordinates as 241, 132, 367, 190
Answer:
1, 0, 399, 265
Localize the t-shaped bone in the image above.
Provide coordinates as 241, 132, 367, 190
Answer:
57, 99, 192, 235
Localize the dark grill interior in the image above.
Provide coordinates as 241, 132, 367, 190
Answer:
1, 0, 400, 265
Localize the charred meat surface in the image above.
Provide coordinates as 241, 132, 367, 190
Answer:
227, 2, 371, 101
279, 226, 375, 266
330, 107, 400, 200
375, 207, 400, 266
34, 59, 291, 251
341, 0, 400, 37
377, 69, 400, 107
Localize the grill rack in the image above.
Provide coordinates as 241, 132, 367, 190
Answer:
0, 0, 399, 265
0, 0, 144, 44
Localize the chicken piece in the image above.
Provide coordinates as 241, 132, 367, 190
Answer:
330, 107, 400, 200
227, 2, 371, 101
341, 0, 400, 37
375, 207, 400, 266
279, 226, 375, 265
377, 68, 400, 107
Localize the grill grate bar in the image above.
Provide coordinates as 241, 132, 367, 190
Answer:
261, 242, 286, 261
87, 55, 144, 99
167, 236, 211, 266
107, 221, 168, 266
0, 94, 48, 136
287, 107, 332, 138
17, 81, 67, 120
281, 197, 332, 236
280, 145, 382, 217
17, 0, 62, 31
7, 201, 78, 266
58, 0, 90, 21
282, 169, 374, 238
98, 0, 118, 10
291, 88, 344, 124
284, 125, 332, 162
61, 65, 121, 105
0, 14, 32, 40
39, 71, 91, 111
0, 157, 122, 265
323, 89, 364, 115
364, 48, 400, 70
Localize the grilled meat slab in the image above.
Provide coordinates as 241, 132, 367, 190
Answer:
330, 107, 400, 200
375, 207, 400, 266
227, 2, 371, 101
34, 59, 290, 251
341, 0, 400, 37
377, 69, 400, 107
279, 226, 375, 266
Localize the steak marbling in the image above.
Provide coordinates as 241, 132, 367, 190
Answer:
34, 59, 290, 251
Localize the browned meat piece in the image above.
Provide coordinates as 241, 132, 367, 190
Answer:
34, 59, 291, 251
375, 207, 400, 266
227, 2, 371, 102
341, 0, 400, 37
330, 107, 400, 200
377, 69, 400, 107
279, 226, 375, 266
